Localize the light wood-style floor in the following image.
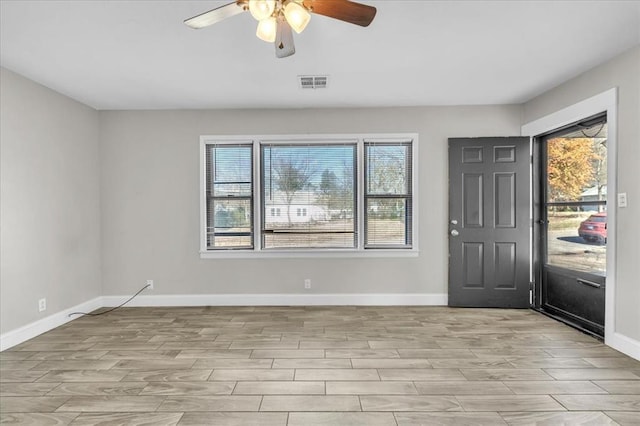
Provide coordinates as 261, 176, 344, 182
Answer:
1, 306, 639, 425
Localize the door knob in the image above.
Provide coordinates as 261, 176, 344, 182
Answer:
450, 229, 459, 236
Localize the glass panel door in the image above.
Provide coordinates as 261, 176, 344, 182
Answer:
540, 115, 607, 337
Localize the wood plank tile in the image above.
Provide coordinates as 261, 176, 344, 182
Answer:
209, 369, 294, 381
55, 395, 164, 412
327, 381, 418, 395
175, 349, 251, 359
272, 359, 352, 369
604, 411, 640, 425
360, 395, 462, 412
260, 395, 361, 411
158, 395, 262, 412
0, 413, 78, 425
47, 382, 146, 396
233, 381, 325, 395
553, 394, 640, 411
288, 412, 397, 426
0, 382, 60, 397
299, 341, 370, 349
140, 381, 235, 395
430, 359, 512, 369
394, 412, 508, 425
69, 412, 183, 426
112, 359, 196, 370
100, 350, 180, 360
398, 349, 477, 359
0, 370, 47, 383
26, 351, 108, 361
414, 381, 512, 395
0, 396, 70, 412
325, 349, 399, 358
584, 357, 640, 368
456, 395, 565, 411
506, 357, 593, 368
2, 307, 637, 425
178, 412, 288, 426
295, 368, 379, 381
192, 358, 273, 369
460, 368, 553, 381
544, 347, 627, 358
500, 411, 618, 425
504, 380, 607, 395
351, 358, 431, 369
544, 368, 640, 380
250, 349, 324, 359
122, 369, 212, 382
36, 370, 128, 383
378, 369, 466, 381
594, 380, 640, 394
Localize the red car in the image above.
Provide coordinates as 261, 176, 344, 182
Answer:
578, 212, 607, 244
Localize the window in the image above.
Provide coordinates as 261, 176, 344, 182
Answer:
205, 144, 253, 249
201, 134, 417, 256
364, 141, 413, 248
262, 143, 356, 249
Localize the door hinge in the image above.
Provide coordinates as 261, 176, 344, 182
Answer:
529, 282, 534, 290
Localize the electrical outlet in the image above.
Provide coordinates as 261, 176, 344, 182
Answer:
146, 279, 154, 290
38, 298, 46, 312
304, 279, 311, 289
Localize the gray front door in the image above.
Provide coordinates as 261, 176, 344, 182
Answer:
448, 137, 530, 308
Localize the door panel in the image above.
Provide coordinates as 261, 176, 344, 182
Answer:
448, 137, 531, 308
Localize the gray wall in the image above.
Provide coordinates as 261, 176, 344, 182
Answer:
99, 106, 522, 297
523, 46, 640, 341
0, 68, 102, 334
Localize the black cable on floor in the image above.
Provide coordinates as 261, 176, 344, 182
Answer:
68, 284, 150, 317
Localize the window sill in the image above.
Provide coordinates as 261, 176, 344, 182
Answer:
199, 249, 419, 259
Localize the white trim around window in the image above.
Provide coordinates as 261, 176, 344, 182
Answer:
200, 133, 419, 258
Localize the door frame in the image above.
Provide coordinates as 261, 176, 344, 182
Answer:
522, 88, 618, 343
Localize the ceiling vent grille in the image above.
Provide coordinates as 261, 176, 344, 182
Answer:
299, 75, 328, 89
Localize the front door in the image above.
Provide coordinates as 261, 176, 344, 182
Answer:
448, 137, 531, 308
536, 115, 607, 337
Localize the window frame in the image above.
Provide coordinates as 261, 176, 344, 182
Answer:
200, 134, 419, 258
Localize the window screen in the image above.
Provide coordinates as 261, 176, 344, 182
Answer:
261, 143, 357, 249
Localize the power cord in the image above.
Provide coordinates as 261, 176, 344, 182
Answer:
68, 284, 151, 317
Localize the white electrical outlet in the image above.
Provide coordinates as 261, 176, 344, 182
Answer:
146, 279, 154, 290
304, 279, 311, 289
38, 298, 46, 312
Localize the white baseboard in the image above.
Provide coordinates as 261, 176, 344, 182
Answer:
0, 297, 103, 351
606, 331, 640, 361
102, 293, 449, 307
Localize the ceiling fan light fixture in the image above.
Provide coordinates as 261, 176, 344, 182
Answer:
283, 1, 311, 34
256, 17, 277, 42
248, 0, 276, 21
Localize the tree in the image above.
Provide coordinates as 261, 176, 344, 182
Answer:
547, 137, 598, 203
272, 156, 316, 225
368, 146, 407, 219
319, 169, 339, 209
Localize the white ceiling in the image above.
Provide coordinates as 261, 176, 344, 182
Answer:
1, 1, 639, 110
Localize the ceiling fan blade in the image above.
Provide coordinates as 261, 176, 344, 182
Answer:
302, 0, 376, 27
275, 15, 295, 58
184, 1, 245, 29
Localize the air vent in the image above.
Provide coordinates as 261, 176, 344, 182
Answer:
299, 75, 328, 89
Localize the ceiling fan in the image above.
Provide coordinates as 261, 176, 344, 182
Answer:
184, 0, 377, 58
